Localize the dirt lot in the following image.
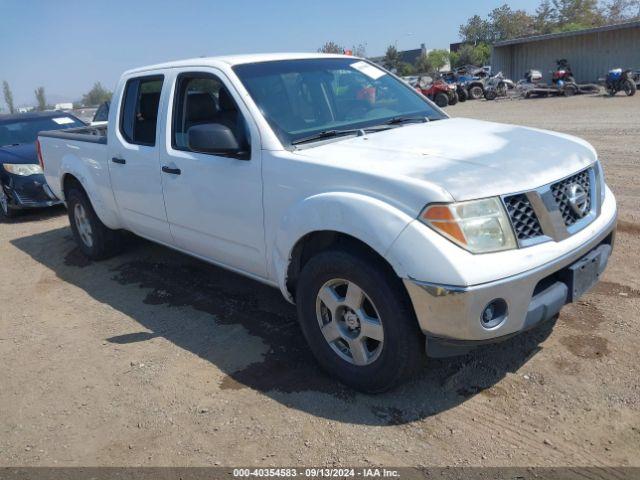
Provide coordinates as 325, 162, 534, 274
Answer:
1, 94, 639, 468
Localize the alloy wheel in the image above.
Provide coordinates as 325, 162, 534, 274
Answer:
315, 278, 384, 366
74, 203, 94, 248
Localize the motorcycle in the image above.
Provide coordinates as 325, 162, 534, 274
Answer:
605, 68, 637, 96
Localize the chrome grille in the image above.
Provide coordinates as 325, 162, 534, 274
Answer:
550, 169, 591, 226
503, 194, 544, 240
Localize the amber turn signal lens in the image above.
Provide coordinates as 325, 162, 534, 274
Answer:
421, 205, 467, 245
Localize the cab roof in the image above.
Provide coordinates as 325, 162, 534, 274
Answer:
123, 52, 356, 76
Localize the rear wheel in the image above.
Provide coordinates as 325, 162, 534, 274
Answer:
434, 92, 449, 108
66, 187, 122, 260
296, 249, 424, 392
484, 89, 497, 101
0, 185, 16, 219
623, 79, 636, 96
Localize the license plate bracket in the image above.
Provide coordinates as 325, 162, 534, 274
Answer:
567, 248, 602, 302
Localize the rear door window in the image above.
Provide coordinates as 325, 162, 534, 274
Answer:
120, 76, 164, 146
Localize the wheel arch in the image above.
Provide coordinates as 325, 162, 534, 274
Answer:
60, 171, 121, 230
286, 230, 401, 302
272, 192, 416, 302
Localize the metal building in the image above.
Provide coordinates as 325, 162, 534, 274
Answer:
491, 21, 640, 82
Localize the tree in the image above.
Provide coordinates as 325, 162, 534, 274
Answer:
318, 41, 343, 54
459, 15, 492, 44
3, 80, 15, 114
397, 62, 416, 76
383, 45, 401, 71
488, 4, 535, 41
426, 49, 450, 72
551, 0, 605, 28
34, 87, 46, 111
604, 0, 640, 21
534, 0, 557, 34
414, 55, 432, 74
450, 44, 491, 68
351, 43, 367, 57
81, 82, 112, 107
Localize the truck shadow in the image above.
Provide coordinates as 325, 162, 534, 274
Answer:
11, 226, 554, 426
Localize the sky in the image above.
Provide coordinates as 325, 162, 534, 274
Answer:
1, 0, 539, 107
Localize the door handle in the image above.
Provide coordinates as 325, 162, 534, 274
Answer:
111, 157, 126, 165
162, 166, 181, 175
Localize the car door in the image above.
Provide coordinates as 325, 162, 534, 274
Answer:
109, 74, 173, 245
159, 69, 266, 278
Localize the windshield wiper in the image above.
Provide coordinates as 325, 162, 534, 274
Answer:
291, 129, 364, 146
384, 115, 430, 125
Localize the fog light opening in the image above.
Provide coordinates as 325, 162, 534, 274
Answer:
481, 299, 508, 328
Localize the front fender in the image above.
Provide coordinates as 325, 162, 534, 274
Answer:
58, 154, 121, 230
271, 192, 416, 301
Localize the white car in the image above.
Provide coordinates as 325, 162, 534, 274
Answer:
37, 53, 617, 392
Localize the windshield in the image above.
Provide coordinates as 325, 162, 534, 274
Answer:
233, 58, 446, 147
0, 115, 85, 146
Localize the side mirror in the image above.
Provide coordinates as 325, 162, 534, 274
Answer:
187, 123, 246, 158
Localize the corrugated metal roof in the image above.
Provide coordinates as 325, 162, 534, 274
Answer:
493, 20, 640, 47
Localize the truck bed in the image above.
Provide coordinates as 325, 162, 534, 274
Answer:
38, 125, 107, 144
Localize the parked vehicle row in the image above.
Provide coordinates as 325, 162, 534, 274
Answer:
36, 53, 617, 392
431, 59, 638, 103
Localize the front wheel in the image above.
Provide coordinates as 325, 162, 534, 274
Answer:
296, 249, 424, 392
66, 188, 122, 260
449, 92, 459, 105
468, 85, 483, 100
623, 79, 637, 96
434, 92, 449, 108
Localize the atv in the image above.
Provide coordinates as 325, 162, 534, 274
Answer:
416, 77, 456, 108
483, 71, 515, 100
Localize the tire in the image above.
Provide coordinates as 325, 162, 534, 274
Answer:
484, 89, 497, 101
0, 185, 17, 220
449, 92, 459, 105
468, 85, 483, 100
457, 88, 467, 102
623, 80, 636, 96
434, 92, 449, 108
563, 84, 577, 97
66, 187, 122, 260
296, 249, 424, 393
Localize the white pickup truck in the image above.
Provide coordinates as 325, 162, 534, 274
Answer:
38, 53, 617, 392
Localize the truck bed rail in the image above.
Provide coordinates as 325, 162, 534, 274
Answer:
39, 125, 107, 144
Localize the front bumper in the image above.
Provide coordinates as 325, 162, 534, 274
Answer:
403, 210, 617, 356
2, 173, 61, 209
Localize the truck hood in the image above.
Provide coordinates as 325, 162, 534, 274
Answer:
0, 143, 37, 165
294, 117, 597, 201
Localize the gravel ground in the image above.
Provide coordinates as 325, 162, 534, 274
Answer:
0, 93, 638, 467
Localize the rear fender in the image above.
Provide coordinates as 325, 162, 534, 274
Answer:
271, 192, 415, 301
59, 156, 121, 230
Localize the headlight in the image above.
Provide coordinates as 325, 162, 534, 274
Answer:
3, 164, 43, 176
419, 197, 517, 253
